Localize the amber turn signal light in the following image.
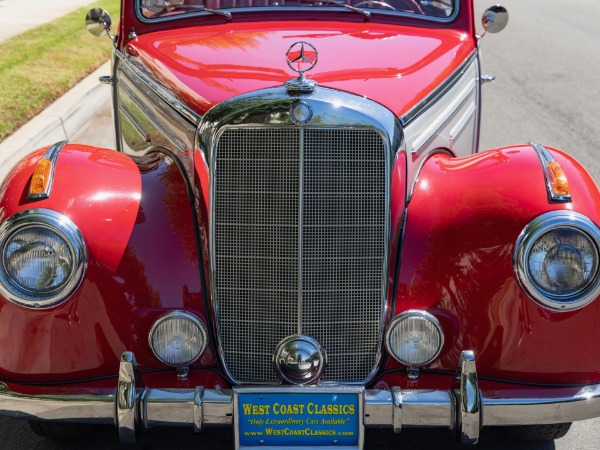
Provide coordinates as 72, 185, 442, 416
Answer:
29, 158, 53, 196
547, 161, 570, 197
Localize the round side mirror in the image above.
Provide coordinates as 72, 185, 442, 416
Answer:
86, 8, 112, 38
482, 5, 509, 34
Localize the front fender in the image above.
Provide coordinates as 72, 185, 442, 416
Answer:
391, 145, 600, 384
0, 145, 215, 383
0, 145, 141, 272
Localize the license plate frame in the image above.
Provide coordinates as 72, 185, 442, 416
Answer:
233, 386, 364, 449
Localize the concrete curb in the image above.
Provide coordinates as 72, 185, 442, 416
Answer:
0, 61, 112, 177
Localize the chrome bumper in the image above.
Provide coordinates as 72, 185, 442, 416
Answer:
2, 351, 600, 445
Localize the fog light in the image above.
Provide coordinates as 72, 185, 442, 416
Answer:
386, 310, 444, 367
149, 312, 207, 367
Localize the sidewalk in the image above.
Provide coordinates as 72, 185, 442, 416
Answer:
0, 0, 113, 179
0, 62, 113, 179
0, 0, 98, 42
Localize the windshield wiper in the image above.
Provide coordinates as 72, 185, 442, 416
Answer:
317, 0, 371, 20
167, 4, 232, 20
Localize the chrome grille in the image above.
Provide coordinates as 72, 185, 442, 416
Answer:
214, 126, 387, 383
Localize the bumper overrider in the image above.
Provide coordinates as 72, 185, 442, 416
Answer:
1, 351, 600, 447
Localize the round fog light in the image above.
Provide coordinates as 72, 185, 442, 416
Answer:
386, 310, 444, 367
149, 312, 207, 367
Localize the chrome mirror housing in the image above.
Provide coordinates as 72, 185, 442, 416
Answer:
86, 8, 113, 39
481, 5, 509, 35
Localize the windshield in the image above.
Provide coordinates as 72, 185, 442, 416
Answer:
138, 0, 456, 21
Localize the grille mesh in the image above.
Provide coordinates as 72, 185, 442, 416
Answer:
214, 126, 386, 383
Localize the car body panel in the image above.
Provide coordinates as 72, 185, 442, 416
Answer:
1, 0, 600, 445
0, 146, 216, 380
128, 21, 476, 120
393, 145, 600, 383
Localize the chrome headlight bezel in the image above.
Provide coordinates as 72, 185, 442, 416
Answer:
514, 211, 600, 311
0, 209, 87, 308
148, 311, 208, 367
385, 310, 444, 367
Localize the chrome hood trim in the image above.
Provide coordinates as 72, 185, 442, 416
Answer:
115, 49, 201, 126
198, 86, 402, 151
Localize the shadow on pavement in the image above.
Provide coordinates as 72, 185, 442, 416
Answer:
1, 416, 558, 450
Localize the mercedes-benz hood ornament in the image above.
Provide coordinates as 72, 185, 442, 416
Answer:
285, 41, 319, 93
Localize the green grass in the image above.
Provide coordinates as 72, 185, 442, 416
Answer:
0, 0, 120, 142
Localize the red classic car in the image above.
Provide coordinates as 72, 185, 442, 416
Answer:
0, 0, 599, 447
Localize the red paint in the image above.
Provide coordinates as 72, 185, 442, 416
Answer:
193, 149, 212, 307
117, 0, 477, 48
128, 21, 474, 118
0, 145, 141, 273
3, 369, 230, 396
0, 148, 216, 381
2, 0, 600, 396
389, 146, 600, 384
387, 150, 408, 310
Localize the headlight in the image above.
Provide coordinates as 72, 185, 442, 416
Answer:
149, 311, 208, 367
0, 209, 87, 308
514, 211, 600, 311
386, 310, 444, 367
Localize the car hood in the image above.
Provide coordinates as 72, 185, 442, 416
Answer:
129, 20, 475, 119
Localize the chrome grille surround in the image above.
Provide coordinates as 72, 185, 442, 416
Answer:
198, 87, 403, 385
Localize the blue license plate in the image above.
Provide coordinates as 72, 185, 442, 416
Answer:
235, 388, 363, 448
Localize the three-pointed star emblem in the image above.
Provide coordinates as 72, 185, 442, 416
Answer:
286, 41, 318, 75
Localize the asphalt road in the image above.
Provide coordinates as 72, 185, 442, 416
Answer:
478, 0, 600, 185
2, 0, 600, 448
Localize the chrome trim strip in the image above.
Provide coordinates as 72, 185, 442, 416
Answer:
193, 386, 204, 432
474, 52, 482, 154
481, 384, 600, 425
456, 350, 481, 445
134, 0, 461, 25
407, 149, 453, 203
118, 71, 191, 154
0, 383, 115, 423
116, 352, 138, 444
513, 211, 600, 312
529, 141, 573, 203
298, 129, 305, 335
401, 51, 478, 127
449, 102, 476, 145
410, 78, 475, 153
115, 49, 201, 126
119, 104, 151, 143
0, 209, 88, 309
391, 386, 402, 433
392, 389, 455, 428
202, 388, 233, 425
3, 382, 600, 429
27, 140, 67, 200
141, 386, 201, 428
